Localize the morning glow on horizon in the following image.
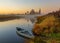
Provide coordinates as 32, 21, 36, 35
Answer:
0, 0, 60, 14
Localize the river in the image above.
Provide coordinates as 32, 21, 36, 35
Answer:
0, 14, 44, 43
0, 17, 35, 43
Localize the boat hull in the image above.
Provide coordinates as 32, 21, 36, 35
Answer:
16, 27, 34, 39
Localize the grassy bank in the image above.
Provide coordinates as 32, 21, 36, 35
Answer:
32, 10, 60, 43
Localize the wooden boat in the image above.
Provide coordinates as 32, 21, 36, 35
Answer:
16, 27, 34, 39
16, 27, 24, 31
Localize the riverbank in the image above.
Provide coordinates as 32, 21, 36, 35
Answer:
32, 10, 60, 43
0, 15, 20, 22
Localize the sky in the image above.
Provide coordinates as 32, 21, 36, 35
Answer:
0, 0, 60, 14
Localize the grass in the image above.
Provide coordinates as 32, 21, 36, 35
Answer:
48, 33, 60, 38
32, 10, 60, 43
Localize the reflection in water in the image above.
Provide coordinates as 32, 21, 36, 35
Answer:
0, 18, 33, 43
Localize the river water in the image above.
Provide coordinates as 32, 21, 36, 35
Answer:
0, 18, 34, 43
1, 14, 59, 43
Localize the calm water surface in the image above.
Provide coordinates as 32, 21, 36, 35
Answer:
0, 18, 33, 43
